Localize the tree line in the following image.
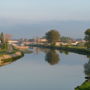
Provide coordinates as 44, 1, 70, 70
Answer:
45, 29, 90, 48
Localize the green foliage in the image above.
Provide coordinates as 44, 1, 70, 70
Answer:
75, 58, 90, 90
85, 29, 90, 48
77, 42, 85, 47
30, 44, 90, 55
3, 52, 24, 63
0, 32, 11, 53
75, 81, 90, 90
0, 32, 5, 44
85, 29, 90, 35
61, 36, 73, 43
46, 30, 60, 44
84, 60, 90, 76
85, 42, 90, 48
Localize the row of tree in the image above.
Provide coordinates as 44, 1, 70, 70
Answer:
45, 29, 90, 48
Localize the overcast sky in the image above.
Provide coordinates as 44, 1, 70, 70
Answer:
0, 0, 90, 38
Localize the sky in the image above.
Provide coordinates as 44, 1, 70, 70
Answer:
0, 0, 90, 39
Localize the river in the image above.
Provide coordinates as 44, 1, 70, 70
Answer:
0, 47, 89, 90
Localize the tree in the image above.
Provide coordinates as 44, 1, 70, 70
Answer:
0, 32, 5, 44
61, 36, 73, 43
45, 30, 60, 44
85, 29, 90, 48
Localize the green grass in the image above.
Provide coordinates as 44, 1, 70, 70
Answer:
75, 81, 90, 90
3, 52, 24, 63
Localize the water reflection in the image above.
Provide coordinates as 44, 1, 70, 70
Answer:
0, 47, 89, 90
59, 50, 69, 55
84, 59, 90, 77
33, 47, 60, 65
45, 50, 60, 65
75, 58, 90, 90
33, 47, 90, 89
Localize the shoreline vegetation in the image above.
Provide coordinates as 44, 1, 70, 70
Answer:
0, 51, 24, 66
13, 45, 32, 54
0, 28, 90, 66
0, 41, 24, 66
31, 29, 90, 56
29, 44, 90, 55
75, 80, 90, 90
0, 30, 90, 89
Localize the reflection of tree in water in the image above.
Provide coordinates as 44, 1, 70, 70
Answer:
75, 59, 90, 90
84, 60, 90, 76
45, 50, 60, 65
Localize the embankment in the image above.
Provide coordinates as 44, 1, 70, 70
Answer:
30, 44, 90, 55
0, 51, 24, 66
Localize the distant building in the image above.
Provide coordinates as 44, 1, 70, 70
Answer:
36, 38, 47, 43
55, 41, 61, 46
8, 40, 18, 44
71, 41, 79, 46
24, 41, 32, 45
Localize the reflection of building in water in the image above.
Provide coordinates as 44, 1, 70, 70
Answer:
33, 47, 50, 54
34, 47, 41, 54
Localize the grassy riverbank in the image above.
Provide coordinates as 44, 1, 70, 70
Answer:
30, 44, 90, 55
0, 44, 24, 66
75, 80, 90, 90
0, 51, 24, 66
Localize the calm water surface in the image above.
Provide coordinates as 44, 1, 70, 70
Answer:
0, 48, 89, 90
